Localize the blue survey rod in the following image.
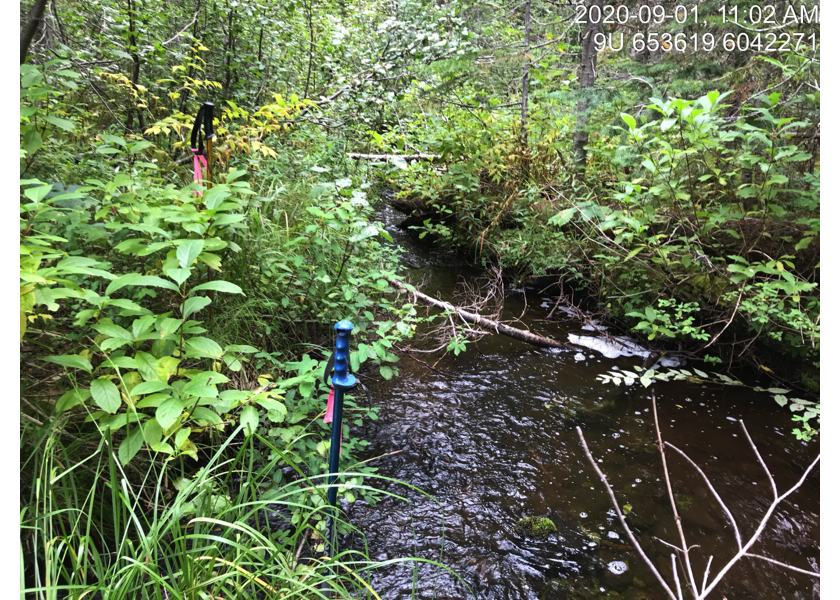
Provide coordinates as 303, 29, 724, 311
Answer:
325, 320, 356, 556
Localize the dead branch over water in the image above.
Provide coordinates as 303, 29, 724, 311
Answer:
577, 393, 819, 600
389, 278, 573, 351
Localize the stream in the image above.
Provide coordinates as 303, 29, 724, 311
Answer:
343, 206, 820, 599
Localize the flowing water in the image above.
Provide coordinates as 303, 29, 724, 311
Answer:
343, 206, 819, 599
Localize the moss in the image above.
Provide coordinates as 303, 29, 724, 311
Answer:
515, 516, 556, 538
675, 494, 693, 512
801, 371, 819, 393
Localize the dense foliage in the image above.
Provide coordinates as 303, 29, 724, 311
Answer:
20, 0, 818, 596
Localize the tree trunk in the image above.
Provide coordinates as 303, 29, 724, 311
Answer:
572, 0, 603, 168
223, 2, 236, 99
179, 0, 202, 114
520, 0, 531, 154
304, 0, 315, 99
127, 0, 146, 132
389, 278, 573, 351
20, 0, 49, 63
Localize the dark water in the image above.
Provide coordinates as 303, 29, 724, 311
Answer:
344, 207, 820, 599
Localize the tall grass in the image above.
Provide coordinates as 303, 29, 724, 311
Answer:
21, 419, 468, 599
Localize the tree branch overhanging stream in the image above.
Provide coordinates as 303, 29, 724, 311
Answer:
388, 278, 574, 351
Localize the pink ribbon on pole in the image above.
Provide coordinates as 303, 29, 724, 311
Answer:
323, 388, 343, 455
192, 149, 208, 197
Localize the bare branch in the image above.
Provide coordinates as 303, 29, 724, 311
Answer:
576, 426, 678, 600
696, 450, 820, 598
161, 10, 200, 46
654, 395, 700, 597
701, 556, 713, 592
672, 555, 684, 600
664, 441, 742, 549
739, 419, 778, 499
745, 553, 820, 578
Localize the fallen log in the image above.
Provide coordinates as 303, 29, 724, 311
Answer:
347, 152, 441, 161
389, 278, 573, 351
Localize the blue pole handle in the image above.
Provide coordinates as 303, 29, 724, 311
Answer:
332, 320, 356, 389
324, 320, 355, 561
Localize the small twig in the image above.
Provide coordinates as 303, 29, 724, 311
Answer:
740, 420, 777, 499
398, 349, 444, 374
702, 285, 744, 350
161, 10, 199, 46
21, 413, 44, 427
293, 527, 310, 567
653, 394, 700, 597
351, 450, 404, 467
744, 553, 820, 578
672, 555, 684, 600
654, 536, 682, 553
664, 441, 742, 549
701, 556, 713, 593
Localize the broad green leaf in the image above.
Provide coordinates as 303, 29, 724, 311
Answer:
211, 214, 245, 227
105, 298, 150, 313
660, 118, 677, 131
56, 389, 91, 412
106, 274, 179, 295
174, 427, 191, 450
190, 371, 229, 385
157, 357, 181, 380
143, 419, 163, 448
379, 365, 394, 380
132, 380, 170, 395
136, 393, 172, 409
93, 323, 133, 340
129, 140, 152, 154
240, 405, 259, 436
191, 407, 222, 426
135, 351, 170, 383
157, 318, 182, 338
23, 128, 43, 156
132, 315, 156, 338
182, 296, 211, 319
621, 113, 637, 129
176, 239, 205, 269
165, 267, 192, 286
190, 280, 243, 295
203, 186, 230, 210
185, 336, 223, 358
44, 354, 92, 373
103, 356, 138, 369
254, 397, 286, 413
156, 397, 186, 429
151, 442, 174, 454
90, 378, 121, 413
44, 115, 75, 131
181, 378, 218, 398
119, 425, 144, 465
197, 252, 222, 271
24, 183, 53, 203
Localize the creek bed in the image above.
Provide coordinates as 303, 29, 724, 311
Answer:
342, 206, 819, 599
